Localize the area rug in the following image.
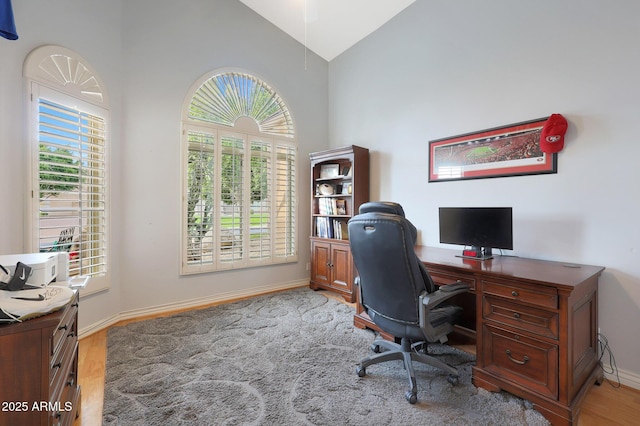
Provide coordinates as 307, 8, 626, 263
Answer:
103, 287, 549, 425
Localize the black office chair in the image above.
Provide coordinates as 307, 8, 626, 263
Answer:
348, 202, 470, 404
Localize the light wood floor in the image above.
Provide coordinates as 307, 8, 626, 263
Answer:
75, 292, 640, 425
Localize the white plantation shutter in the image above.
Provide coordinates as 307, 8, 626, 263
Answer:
274, 144, 296, 258
36, 94, 107, 279
181, 71, 297, 274
185, 129, 216, 269
248, 139, 272, 261
219, 133, 246, 266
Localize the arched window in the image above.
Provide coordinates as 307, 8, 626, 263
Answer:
24, 45, 110, 292
181, 71, 297, 274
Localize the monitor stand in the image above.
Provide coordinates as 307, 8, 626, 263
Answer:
457, 246, 493, 260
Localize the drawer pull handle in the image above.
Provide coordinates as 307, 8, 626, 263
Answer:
511, 291, 519, 297
58, 324, 68, 331
513, 313, 521, 319
53, 362, 62, 369
505, 349, 529, 365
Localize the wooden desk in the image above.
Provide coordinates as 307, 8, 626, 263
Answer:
354, 246, 605, 426
0, 292, 81, 426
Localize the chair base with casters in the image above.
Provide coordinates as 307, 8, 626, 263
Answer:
356, 337, 460, 404
354, 276, 470, 404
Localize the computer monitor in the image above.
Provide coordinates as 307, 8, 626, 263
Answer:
439, 207, 513, 259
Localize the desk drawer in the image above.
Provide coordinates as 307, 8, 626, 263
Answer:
483, 295, 559, 339
52, 295, 78, 357
50, 324, 77, 400
481, 279, 557, 309
482, 324, 558, 400
49, 361, 80, 426
50, 295, 78, 402
429, 270, 476, 292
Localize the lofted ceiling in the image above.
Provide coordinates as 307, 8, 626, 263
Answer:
238, 0, 416, 61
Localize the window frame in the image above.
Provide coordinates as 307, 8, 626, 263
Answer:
180, 70, 298, 275
24, 46, 110, 294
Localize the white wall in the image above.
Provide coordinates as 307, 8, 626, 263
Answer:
0, 0, 125, 330
116, 0, 327, 313
329, 0, 640, 386
1, 1, 328, 330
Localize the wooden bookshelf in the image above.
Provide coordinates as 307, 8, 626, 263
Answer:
309, 145, 369, 302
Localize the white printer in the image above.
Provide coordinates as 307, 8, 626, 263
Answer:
0, 252, 69, 287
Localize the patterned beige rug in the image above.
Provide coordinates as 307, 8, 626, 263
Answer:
103, 287, 548, 425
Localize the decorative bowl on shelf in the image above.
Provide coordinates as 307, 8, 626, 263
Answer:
319, 183, 334, 195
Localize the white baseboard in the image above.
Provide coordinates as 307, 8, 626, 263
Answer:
603, 363, 640, 390
78, 279, 309, 338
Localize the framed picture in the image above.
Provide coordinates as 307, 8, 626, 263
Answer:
428, 117, 557, 182
320, 164, 340, 179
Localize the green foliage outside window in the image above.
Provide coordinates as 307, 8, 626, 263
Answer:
39, 144, 79, 199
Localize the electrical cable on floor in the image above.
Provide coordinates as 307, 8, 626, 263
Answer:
597, 333, 621, 388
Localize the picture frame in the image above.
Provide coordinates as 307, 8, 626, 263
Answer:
428, 117, 557, 182
320, 164, 340, 179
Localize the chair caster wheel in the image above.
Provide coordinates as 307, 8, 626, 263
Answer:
405, 391, 417, 404
447, 375, 459, 386
413, 342, 428, 354
356, 366, 366, 377
370, 344, 381, 353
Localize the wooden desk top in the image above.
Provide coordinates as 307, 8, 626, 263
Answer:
414, 246, 605, 290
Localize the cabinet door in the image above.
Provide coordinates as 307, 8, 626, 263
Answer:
330, 243, 352, 291
311, 240, 331, 286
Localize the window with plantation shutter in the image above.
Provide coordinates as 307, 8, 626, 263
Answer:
24, 46, 110, 292
182, 72, 297, 274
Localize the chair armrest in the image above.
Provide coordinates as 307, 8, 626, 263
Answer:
420, 282, 470, 311
418, 283, 470, 342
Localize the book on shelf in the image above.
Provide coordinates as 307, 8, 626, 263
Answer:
317, 197, 347, 215
333, 219, 349, 240
315, 216, 331, 238
315, 217, 348, 240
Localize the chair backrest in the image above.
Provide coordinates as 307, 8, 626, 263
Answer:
358, 201, 417, 244
348, 209, 434, 325
358, 201, 406, 217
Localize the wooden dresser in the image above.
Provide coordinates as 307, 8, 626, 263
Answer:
355, 246, 605, 425
0, 292, 80, 426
